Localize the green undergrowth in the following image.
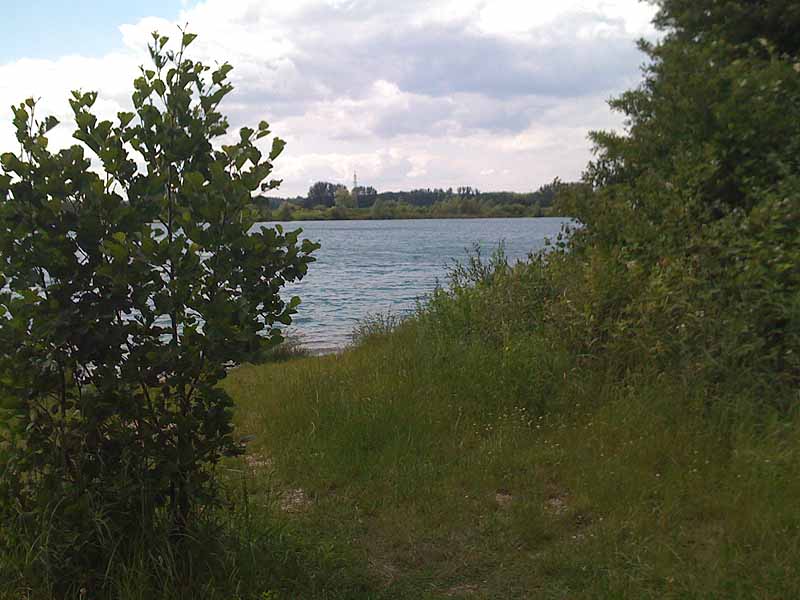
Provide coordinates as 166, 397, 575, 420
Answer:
219, 309, 800, 599
7, 251, 795, 598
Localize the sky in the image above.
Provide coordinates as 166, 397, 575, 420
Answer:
0, 0, 658, 197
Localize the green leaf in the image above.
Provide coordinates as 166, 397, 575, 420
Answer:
41, 115, 60, 134
212, 63, 234, 85
269, 137, 286, 160
261, 178, 282, 192
117, 111, 135, 128
239, 127, 254, 143
182, 33, 198, 47
0, 153, 23, 173
256, 121, 271, 139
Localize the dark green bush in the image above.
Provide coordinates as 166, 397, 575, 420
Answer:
0, 31, 317, 594
552, 0, 800, 394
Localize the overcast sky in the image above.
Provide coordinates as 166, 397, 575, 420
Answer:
0, 0, 658, 196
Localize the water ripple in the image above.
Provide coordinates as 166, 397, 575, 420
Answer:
256, 217, 569, 353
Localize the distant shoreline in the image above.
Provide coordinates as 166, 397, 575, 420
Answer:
252, 207, 562, 222
251, 180, 583, 221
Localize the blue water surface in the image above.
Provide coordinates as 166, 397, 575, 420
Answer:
257, 217, 569, 353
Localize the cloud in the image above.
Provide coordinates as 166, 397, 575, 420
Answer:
312, 17, 643, 100
0, 0, 657, 195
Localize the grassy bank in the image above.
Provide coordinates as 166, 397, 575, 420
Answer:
216, 264, 800, 598
5, 247, 796, 599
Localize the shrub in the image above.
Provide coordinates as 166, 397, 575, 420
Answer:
350, 312, 405, 346
421, 243, 558, 350
0, 31, 317, 593
553, 0, 800, 394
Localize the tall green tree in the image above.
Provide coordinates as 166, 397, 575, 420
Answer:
305, 181, 337, 208
334, 186, 354, 208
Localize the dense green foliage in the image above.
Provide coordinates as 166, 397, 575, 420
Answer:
0, 32, 316, 596
559, 0, 800, 392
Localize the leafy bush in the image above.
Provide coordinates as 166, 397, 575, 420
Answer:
552, 0, 800, 394
421, 244, 557, 351
0, 31, 317, 594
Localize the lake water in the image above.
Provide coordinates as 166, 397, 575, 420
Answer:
257, 217, 569, 353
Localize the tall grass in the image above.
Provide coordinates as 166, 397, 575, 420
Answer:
215, 247, 800, 598
5, 245, 798, 598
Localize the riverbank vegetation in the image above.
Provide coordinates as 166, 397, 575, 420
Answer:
2, 0, 800, 598
221, 1, 800, 596
221, 256, 799, 597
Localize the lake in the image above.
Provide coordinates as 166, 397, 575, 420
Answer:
257, 217, 569, 353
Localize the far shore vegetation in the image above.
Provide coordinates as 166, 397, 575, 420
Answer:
251, 180, 578, 220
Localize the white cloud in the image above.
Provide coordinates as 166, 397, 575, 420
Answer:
0, 0, 657, 195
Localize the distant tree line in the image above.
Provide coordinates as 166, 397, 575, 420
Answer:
252, 178, 583, 220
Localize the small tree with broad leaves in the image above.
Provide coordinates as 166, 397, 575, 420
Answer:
0, 31, 317, 588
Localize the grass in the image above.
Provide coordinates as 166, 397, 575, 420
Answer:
220, 318, 800, 599
4, 257, 797, 599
